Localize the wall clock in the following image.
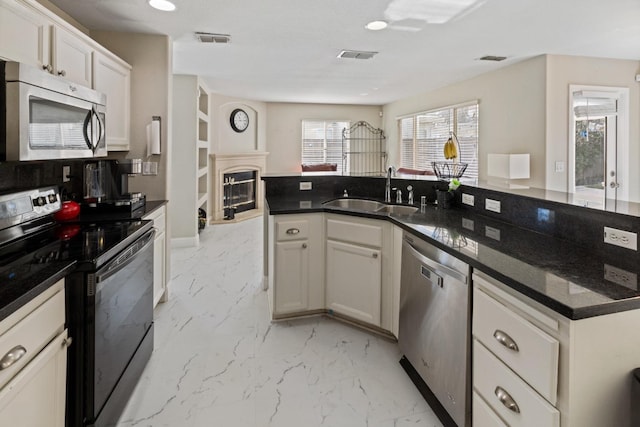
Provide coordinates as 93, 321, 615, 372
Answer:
230, 108, 249, 133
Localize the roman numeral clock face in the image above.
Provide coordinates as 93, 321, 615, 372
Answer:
230, 108, 249, 133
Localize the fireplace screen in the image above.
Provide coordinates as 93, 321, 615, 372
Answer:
223, 171, 256, 219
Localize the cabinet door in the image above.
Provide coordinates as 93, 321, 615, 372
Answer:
52, 25, 92, 87
153, 231, 166, 307
93, 51, 131, 151
274, 240, 309, 314
0, 0, 51, 68
0, 329, 67, 427
326, 240, 381, 326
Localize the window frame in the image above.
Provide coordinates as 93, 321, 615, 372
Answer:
398, 100, 479, 181
301, 119, 350, 173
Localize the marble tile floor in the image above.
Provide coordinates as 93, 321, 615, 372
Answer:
117, 217, 443, 427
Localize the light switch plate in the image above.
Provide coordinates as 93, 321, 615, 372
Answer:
299, 182, 312, 190
462, 193, 474, 206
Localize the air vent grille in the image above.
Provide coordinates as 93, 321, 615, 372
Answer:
478, 55, 507, 62
337, 50, 378, 60
196, 32, 231, 44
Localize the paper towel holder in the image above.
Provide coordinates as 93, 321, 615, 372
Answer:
146, 116, 162, 156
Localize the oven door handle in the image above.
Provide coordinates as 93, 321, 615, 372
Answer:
94, 231, 155, 285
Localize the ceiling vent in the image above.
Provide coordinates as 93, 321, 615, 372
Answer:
337, 50, 378, 60
196, 32, 231, 44
478, 55, 507, 62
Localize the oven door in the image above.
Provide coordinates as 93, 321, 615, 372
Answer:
86, 229, 154, 425
4, 80, 106, 160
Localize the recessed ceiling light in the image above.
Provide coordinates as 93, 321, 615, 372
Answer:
365, 20, 388, 31
148, 0, 176, 12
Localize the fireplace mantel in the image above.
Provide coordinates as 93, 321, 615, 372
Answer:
210, 152, 268, 222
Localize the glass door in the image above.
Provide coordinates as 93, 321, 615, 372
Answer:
569, 87, 628, 208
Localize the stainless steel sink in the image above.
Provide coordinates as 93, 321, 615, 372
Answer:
375, 205, 419, 215
322, 198, 385, 211
322, 198, 419, 215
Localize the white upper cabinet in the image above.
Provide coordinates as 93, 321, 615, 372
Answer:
0, 0, 51, 68
92, 51, 131, 151
0, 0, 132, 151
52, 25, 92, 87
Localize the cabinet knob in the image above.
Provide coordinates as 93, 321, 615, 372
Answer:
62, 337, 73, 348
286, 228, 300, 235
0, 345, 27, 370
495, 386, 520, 413
42, 64, 53, 73
493, 329, 519, 352
57, 69, 66, 77
302, 243, 307, 249
372, 253, 378, 258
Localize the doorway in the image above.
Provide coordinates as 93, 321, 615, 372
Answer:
569, 85, 629, 208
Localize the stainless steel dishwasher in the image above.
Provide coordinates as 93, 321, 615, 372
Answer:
399, 232, 471, 427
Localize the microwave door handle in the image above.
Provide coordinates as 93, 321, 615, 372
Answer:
82, 109, 94, 151
96, 109, 105, 151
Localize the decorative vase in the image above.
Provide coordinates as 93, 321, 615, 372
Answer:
436, 190, 454, 209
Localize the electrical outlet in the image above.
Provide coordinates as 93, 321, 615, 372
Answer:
462, 193, 474, 206
604, 264, 638, 290
299, 182, 312, 190
485, 198, 501, 213
62, 166, 70, 183
604, 227, 637, 251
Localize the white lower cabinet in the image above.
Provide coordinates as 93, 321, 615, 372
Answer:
268, 213, 324, 316
325, 214, 394, 330
0, 280, 67, 427
473, 270, 640, 427
143, 205, 168, 307
326, 239, 381, 325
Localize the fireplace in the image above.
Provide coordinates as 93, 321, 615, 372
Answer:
223, 171, 256, 219
210, 152, 268, 222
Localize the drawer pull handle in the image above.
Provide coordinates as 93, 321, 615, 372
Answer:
493, 329, 519, 352
0, 345, 27, 370
286, 228, 300, 235
495, 386, 520, 413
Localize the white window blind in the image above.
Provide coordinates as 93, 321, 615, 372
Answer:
302, 120, 349, 173
399, 102, 478, 180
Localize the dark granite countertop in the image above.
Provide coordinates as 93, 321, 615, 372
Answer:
266, 194, 640, 320
0, 260, 76, 322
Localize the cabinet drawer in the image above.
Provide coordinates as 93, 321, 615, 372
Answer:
473, 391, 508, 427
473, 287, 559, 404
276, 219, 309, 241
0, 289, 65, 390
474, 340, 559, 427
326, 218, 382, 247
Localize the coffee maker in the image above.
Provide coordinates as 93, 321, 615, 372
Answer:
83, 159, 146, 211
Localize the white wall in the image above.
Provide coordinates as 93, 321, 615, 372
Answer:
210, 94, 267, 154
91, 31, 173, 202
382, 56, 547, 188
545, 55, 640, 200
265, 103, 383, 173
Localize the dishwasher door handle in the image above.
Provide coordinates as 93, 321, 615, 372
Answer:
421, 264, 443, 288
403, 240, 468, 284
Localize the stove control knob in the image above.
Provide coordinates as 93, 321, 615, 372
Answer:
48, 194, 58, 203
33, 197, 45, 207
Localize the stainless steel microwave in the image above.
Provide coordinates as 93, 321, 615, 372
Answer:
0, 61, 107, 161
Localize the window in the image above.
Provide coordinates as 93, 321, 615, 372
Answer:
301, 120, 350, 174
399, 102, 478, 181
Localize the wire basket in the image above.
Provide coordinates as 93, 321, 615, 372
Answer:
431, 161, 468, 179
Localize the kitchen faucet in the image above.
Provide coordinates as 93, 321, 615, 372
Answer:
385, 167, 393, 202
